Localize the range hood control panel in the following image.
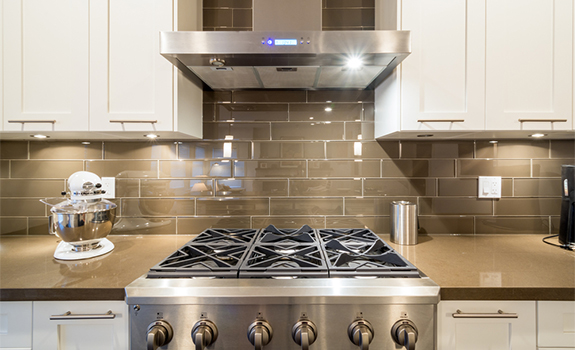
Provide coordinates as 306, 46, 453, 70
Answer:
261, 37, 310, 46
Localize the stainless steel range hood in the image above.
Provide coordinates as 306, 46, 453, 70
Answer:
160, 30, 411, 90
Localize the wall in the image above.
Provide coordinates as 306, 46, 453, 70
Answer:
0, 89, 573, 235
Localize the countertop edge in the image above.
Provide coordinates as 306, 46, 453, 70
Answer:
0, 288, 126, 302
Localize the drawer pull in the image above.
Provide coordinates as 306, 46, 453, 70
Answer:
50, 310, 116, 320
518, 119, 567, 123
452, 309, 518, 319
109, 120, 157, 124
417, 119, 465, 123
8, 120, 56, 124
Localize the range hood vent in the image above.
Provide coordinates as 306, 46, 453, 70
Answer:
160, 30, 411, 90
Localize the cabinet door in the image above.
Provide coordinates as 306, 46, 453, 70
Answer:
89, 0, 174, 132
485, 0, 573, 131
438, 301, 537, 350
400, 0, 485, 131
2, 0, 89, 132
32, 301, 128, 350
0, 302, 32, 349
538, 301, 575, 347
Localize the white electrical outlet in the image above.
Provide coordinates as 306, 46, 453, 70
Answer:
100, 177, 116, 199
478, 176, 501, 198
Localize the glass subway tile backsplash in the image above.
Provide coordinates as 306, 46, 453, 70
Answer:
0, 90, 573, 236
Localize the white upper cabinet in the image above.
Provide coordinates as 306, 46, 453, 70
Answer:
485, 0, 573, 131
2, 0, 90, 132
400, 0, 485, 131
89, 0, 174, 132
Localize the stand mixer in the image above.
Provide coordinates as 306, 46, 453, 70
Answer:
41, 171, 117, 260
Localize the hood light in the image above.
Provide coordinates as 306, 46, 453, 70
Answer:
144, 134, 159, 139
324, 107, 332, 112
31, 134, 49, 139
209, 58, 225, 66
345, 57, 363, 70
529, 133, 547, 138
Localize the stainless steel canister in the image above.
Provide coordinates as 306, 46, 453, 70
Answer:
390, 201, 418, 245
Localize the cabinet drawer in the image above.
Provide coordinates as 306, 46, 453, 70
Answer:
0, 301, 32, 349
538, 301, 575, 347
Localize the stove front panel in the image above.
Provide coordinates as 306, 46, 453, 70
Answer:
129, 302, 436, 350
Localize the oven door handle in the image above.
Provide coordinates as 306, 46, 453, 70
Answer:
452, 309, 518, 318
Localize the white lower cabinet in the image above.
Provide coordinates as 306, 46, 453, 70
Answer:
538, 301, 575, 349
438, 300, 537, 350
0, 301, 33, 350
32, 301, 128, 350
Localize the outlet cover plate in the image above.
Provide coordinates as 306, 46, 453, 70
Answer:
478, 176, 501, 198
100, 177, 115, 199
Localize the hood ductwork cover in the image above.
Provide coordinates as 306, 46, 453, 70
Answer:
160, 30, 411, 90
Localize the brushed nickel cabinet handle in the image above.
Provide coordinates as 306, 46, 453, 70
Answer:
109, 120, 157, 124
50, 310, 116, 320
417, 119, 465, 123
452, 309, 518, 319
518, 119, 567, 123
8, 120, 56, 124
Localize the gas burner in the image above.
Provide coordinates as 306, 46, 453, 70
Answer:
239, 244, 328, 278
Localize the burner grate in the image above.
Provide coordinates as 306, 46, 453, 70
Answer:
239, 244, 328, 278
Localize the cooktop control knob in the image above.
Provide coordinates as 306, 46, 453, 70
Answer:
348, 319, 374, 350
146, 320, 174, 350
191, 319, 218, 350
247, 319, 273, 350
391, 319, 418, 350
292, 318, 318, 350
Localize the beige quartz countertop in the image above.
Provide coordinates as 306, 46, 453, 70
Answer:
1, 234, 573, 301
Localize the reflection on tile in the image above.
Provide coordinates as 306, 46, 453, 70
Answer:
322, 9, 375, 27
0, 199, 45, 216
382, 160, 454, 177
324, 0, 375, 8
290, 179, 362, 196
476, 216, 551, 234
179, 141, 251, 159
438, 179, 476, 196
233, 9, 252, 27
309, 160, 379, 177
253, 142, 325, 159
0, 179, 65, 197
252, 216, 325, 229
326, 141, 399, 159
28, 217, 49, 235
363, 103, 374, 121
308, 90, 374, 103
203, 0, 253, 8
116, 179, 140, 197
1, 141, 28, 159
401, 141, 474, 159
418, 216, 474, 234
203, 9, 232, 27
111, 217, 177, 235
235, 160, 306, 178
364, 179, 435, 196
550, 216, 560, 234
345, 122, 375, 140
514, 178, 561, 197
419, 198, 492, 215
87, 160, 158, 178
203, 122, 271, 140
532, 159, 575, 177
271, 122, 344, 141
476, 140, 550, 159
160, 160, 231, 178
458, 159, 530, 177
325, 216, 386, 233
203, 91, 232, 103
233, 90, 306, 103
550, 140, 575, 159
30, 141, 102, 160
121, 198, 195, 217
203, 104, 215, 122
345, 197, 411, 215
494, 198, 560, 215
11, 161, 83, 179
289, 103, 362, 121
217, 179, 288, 196
216, 104, 288, 121
197, 198, 269, 215
270, 198, 343, 215
177, 217, 251, 234
0, 217, 27, 235
141, 179, 214, 197
104, 142, 176, 160
1, 161, 8, 178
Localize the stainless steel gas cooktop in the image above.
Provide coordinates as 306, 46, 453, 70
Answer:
126, 226, 439, 350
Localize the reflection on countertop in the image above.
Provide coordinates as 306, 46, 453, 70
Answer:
0, 233, 573, 301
